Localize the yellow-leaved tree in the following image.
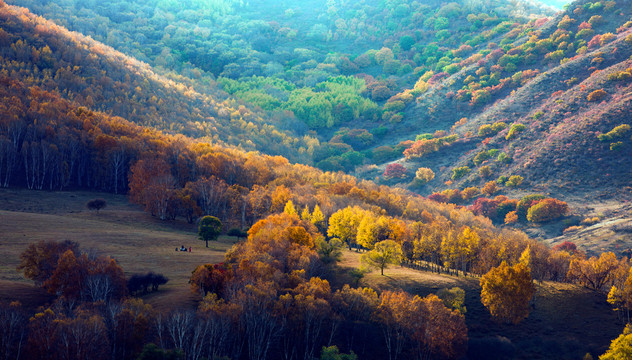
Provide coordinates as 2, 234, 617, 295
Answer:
360, 240, 402, 275
600, 324, 632, 360
480, 261, 536, 324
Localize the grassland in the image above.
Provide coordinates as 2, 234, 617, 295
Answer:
0, 188, 233, 312
0, 188, 625, 359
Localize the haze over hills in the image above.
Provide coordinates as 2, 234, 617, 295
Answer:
3, 0, 632, 359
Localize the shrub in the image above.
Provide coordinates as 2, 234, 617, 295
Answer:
473, 150, 492, 166
526, 198, 569, 223
462, 187, 480, 200
415, 167, 435, 184
608, 71, 632, 81
86, 198, 107, 212
505, 123, 526, 140
610, 142, 624, 151
481, 181, 499, 196
470, 89, 492, 106
383, 163, 408, 179
505, 211, 518, 224
598, 124, 630, 141
505, 175, 524, 188
581, 217, 600, 226
452, 166, 471, 180
587, 89, 607, 102
127, 272, 169, 295
516, 194, 546, 220
497, 152, 512, 163
552, 241, 578, 254
227, 228, 248, 238
470, 195, 517, 223
479, 166, 492, 178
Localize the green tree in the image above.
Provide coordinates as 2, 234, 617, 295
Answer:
361, 240, 403, 275
320, 345, 357, 360
198, 216, 222, 248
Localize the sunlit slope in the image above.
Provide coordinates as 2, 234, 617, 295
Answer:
0, 2, 316, 162
391, 0, 632, 203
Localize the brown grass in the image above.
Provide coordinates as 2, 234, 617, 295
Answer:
0, 188, 233, 312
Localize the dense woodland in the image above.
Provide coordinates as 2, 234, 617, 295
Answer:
3, 0, 632, 359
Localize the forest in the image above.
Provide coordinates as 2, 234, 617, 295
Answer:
2, 0, 632, 359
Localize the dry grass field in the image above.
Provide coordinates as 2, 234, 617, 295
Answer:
0, 188, 233, 312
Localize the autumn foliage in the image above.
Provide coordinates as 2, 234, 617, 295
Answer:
480, 262, 536, 324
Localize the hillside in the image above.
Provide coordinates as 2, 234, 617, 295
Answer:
6, 0, 557, 173
0, 1, 316, 162
0, 188, 624, 360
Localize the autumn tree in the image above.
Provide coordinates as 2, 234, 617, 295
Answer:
361, 240, 403, 275
199, 215, 222, 247
608, 266, 632, 323
129, 157, 177, 221
373, 290, 421, 360
419, 294, 468, 359
600, 324, 632, 360
480, 262, 536, 324
567, 252, 619, 291
17, 240, 79, 285
328, 207, 366, 250
189, 263, 232, 297
311, 204, 326, 233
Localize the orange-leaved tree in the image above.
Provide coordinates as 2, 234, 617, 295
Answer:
480, 261, 535, 324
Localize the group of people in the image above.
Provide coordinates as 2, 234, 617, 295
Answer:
176, 245, 191, 252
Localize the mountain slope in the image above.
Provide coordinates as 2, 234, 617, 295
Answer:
0, 1, 316, 162
390, 0, 631, 203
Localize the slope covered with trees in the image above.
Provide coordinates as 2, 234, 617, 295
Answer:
3, 0, 632, 357
0, 1, 318, 163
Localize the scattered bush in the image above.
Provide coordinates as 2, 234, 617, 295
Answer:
581, 217, 600, 226
414, 167, 435, 184
516, 194, 546, 221
86, 198, 107, 212
598, 124, 630, 141
526, 198, 569, 223
497, 152, 512, 163
127, 272, 169, 295
610, 142, 624, 151
481, 181, 499, 196
479, 166, 492, 179
452, 166, 471, 180
462, 187, 480, 200
383, 163, 408, 179
505, 175, 524, 188
505, 123, 526, 140
587, 89, 607, 102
